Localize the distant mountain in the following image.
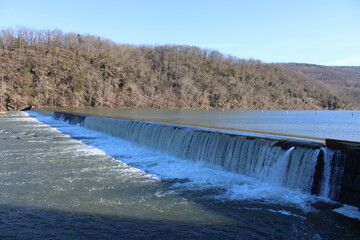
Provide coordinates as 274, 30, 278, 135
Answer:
0, 27, 357, 110
282, 63, 360, 109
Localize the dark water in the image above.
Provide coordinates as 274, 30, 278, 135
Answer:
0, 112, 359, 239
44, 108, 360, 142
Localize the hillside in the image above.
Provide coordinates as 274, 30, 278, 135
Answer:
0, 27, 354, 111
282, 63, 360, 108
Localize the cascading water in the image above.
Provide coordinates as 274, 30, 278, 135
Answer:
52, 111, 344, 200
319, 148, 344, 199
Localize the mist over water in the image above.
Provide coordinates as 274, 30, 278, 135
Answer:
0, 111, 359, 239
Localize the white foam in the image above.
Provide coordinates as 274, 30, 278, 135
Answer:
267, 209, 306, 219
333, 204, 360, 220
244, 207, 306, 219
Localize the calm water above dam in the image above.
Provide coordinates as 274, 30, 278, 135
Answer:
0, 111, 359, 239
45, 108, 360, 142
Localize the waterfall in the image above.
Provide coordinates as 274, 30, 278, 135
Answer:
319, 148, 345, 199
54, 111, 86, 125
50, 111, 345, 200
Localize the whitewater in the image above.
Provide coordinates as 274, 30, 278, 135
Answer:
0, 111, 358, 239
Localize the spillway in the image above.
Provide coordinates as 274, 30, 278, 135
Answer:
3, 110, 359, 239
46, 111, 356, 203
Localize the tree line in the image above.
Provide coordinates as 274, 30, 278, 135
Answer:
0, 27, 353, 111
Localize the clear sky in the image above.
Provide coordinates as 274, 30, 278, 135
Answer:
0, 0, 359, 65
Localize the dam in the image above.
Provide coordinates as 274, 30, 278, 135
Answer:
0, 110, 359, 239
49, 110, 360, 207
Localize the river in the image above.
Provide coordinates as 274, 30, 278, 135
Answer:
0, 110, 359, 239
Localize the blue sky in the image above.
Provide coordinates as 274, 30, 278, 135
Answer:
0, 0, 359, 65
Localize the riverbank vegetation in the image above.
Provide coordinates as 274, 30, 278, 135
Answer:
0, 27, 356, 110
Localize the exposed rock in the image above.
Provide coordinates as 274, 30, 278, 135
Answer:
20, 106, 34, 111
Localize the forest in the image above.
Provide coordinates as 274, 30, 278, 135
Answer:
282, 63, 360, 107
0, 27, 356, 111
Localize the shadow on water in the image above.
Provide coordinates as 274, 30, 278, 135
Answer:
0, 204, 262, 240
1, 201, 359, 239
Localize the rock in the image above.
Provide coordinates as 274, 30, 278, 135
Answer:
20, 106, 34, 111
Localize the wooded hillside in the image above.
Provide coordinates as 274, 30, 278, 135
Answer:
282, 63, 360, 108
0, 27, 355, 111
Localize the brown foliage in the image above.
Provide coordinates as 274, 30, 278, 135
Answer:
0, 27, 353, 110
282, 63, 360, 109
